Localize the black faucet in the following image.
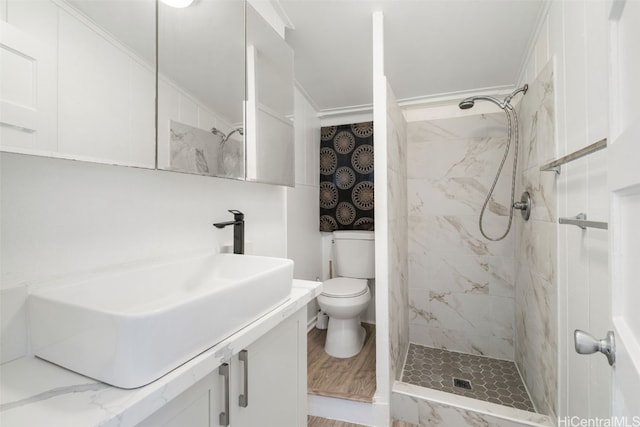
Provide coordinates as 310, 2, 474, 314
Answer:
213, 210, 245, 254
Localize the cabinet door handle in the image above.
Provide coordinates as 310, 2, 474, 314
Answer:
238, 349, 249, 407
218, 363, 230, 426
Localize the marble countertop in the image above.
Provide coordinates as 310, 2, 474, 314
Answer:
0, 280, 321, 427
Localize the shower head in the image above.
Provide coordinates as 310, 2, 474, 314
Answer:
458, 99, 475, 110
458, 95, 506, 110
211, 127, 226, 138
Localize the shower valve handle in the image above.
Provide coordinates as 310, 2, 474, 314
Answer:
512, 192, 531, 221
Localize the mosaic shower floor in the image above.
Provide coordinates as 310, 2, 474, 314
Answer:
401, 344, 535, 412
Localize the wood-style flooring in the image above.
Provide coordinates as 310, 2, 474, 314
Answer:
307, 323, 376, 402
307, 416, 417, 427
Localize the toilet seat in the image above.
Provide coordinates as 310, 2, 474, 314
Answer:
322, 277, 368, 298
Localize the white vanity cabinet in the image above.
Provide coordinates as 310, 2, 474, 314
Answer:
138, 307, 307, 427
137, 370, 224, 427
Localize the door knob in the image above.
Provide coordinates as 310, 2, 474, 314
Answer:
574, 329, 615, 366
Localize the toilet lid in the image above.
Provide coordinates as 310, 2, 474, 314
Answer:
321, 277, 368, 298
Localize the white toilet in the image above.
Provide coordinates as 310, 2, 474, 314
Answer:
318, 230, 374, 358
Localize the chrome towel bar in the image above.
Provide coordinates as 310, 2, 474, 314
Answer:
540, 138, 607, 174
559, 213, 608, 230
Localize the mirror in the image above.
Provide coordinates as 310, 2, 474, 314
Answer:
245, 2, 294, 186
0, 0, 156, 168
157, 0, 295, 186
156, 0, 245, 179
1, 0, 296, 186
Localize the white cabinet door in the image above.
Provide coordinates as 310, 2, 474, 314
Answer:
138, 307, 307, 427
608, 0, 640, 417
232, 308, 306, 427
138, 371, 226, 427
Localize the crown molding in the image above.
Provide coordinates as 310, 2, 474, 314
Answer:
311, 83, 517, 121
397, 85, 516, 109
317, 104, 373, 127
317, 104, 373, 118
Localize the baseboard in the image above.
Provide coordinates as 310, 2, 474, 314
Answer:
308, 394, 389, 427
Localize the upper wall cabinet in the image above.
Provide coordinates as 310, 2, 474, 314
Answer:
157, 0, 295, 187
0, 0, 156, 168
245, 2, 295, 187
1, 0, 295, 186
156, 0, 245, 180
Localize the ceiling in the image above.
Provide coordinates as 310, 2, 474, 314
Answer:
66, 0, 545, 118
278, 0, 546, 113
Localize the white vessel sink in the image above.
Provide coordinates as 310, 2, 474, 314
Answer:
28, 253, 293, 389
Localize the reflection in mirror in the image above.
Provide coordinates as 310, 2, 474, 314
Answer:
157, 0, 245, 179
245, 3, 294, 186
0, 0, 156, 168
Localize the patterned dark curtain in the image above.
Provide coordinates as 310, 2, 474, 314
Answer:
319, 121, 374, 232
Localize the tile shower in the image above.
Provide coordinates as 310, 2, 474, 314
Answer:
407, 112, 516, 360
393, 60, 557, 426
402, 344, 534, 412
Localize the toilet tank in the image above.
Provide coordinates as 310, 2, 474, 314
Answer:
333, 230, 375, 279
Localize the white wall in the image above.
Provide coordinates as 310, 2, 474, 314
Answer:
287, 88, 323, 324
517, 0, 611, 421
287, 88, 322, 282
0, 153, 286, 363
372, 12, 390, 411
372, 10, 410, 416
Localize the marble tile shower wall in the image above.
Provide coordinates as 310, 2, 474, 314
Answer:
514, 60, 557, 418
407, 113, 516, 360
386, 82, 410, 381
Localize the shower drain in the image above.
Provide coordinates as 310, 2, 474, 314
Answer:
453, 378, 472, 390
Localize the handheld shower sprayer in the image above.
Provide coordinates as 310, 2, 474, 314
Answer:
457, 84, 529, 241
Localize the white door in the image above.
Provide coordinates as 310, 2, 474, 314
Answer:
608, 0, 640, 418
